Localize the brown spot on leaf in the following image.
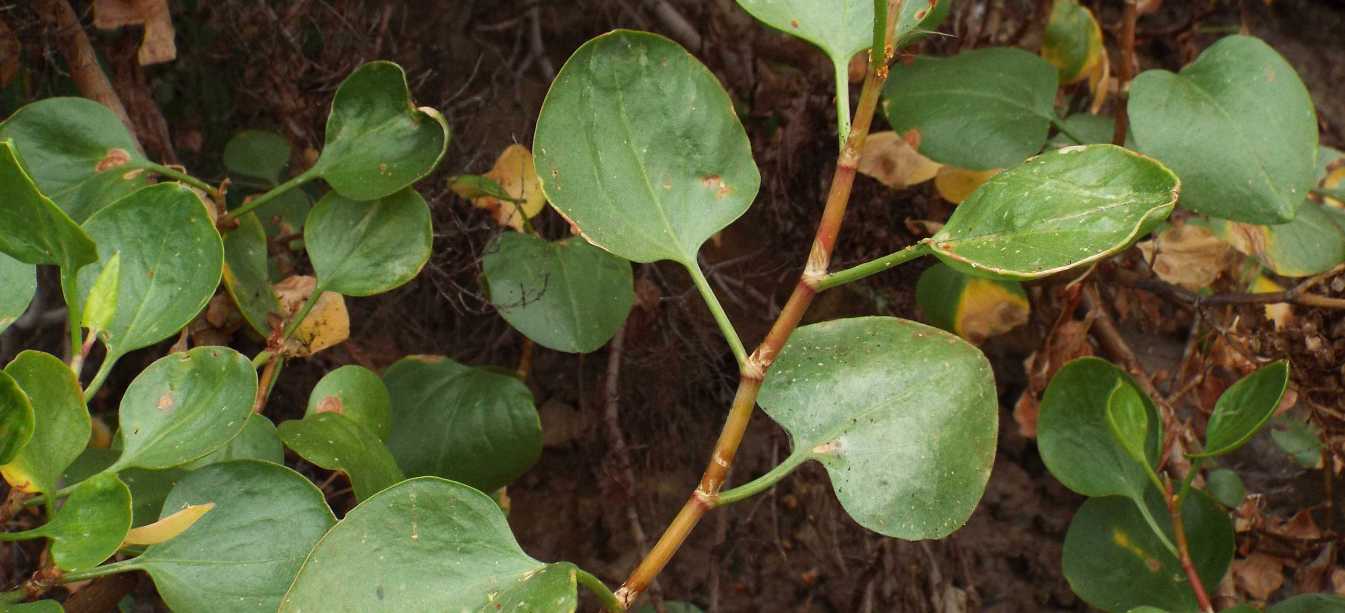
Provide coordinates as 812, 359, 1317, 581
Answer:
915, 9, 927, 19
789, 19, 799, 28
157, 391, 175, 412
97, 148, 132, 172
701, 174, 731, 199
378, 162, 389, 175
315, 395, 344, 415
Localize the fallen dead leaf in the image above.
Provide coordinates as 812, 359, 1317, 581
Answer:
1251, 275, 1293, 331
273, 275, 349, 357
935, 166, 1001, 204
1231, 553, 1285, 602
122, 503, 214, 546
94, 0, 176, 65
857, 130, 941, 190
456, 144, 547, 232
1137, 222, 1236, 291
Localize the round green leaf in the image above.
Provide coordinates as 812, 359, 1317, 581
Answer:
929, 144, 1179, 280
35, 473, 132, 571
1129, 35, 1317, 224
882, 47, 1058, 170
0, 253, 35, 333
116, 461, 336, 613
305, 188, 432, 296
482, 232, 634, 353
0, 369, 33, 465
1195, 360, 1289, 458
1208, 202, 1345, 277
77, 184, 224, 360
222, 212, 280, 336
181, 414, 284, 470
1, 351, 90, 494
1039, 357, 1162, 500
107, 346, 257, 473
223, 130, 291, 187
0, 140, 97, 272
312, 61, 449, 201
0, 98, 150, 222
279, 477, 577, 612
1206, 468, 1245, 508
278, 413, 404, 501
1269, 594, 1345, 613
384, 356, 541, 493
757, 316, 997, 539
1063, 490, 1233, 613
305, 365, 391, 441
534, 30, 760, 265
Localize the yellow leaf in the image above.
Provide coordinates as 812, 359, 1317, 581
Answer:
955, 278, 1030, 344
273, 275, 349, 357
1042, 0, 1104, 84
121, 503, 214, 546
0, 465, 36, 493
1323, 166, 1345, 208
934, 166, 1001, 204
1137, 223, 1236, 291
1251, 275, 1293, 330
469, 144, 547, 232
857, 131, 941, 189
1087, 46, 1111, 115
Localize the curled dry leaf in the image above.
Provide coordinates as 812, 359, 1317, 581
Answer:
1137, 222, 1236, 291
857, 130, 941, 190
1231, 553, 1285, 602
93, 0, 176, 65
273, 275, 349, 356
1251, 275, 1294, 330
122, 503, 215, 546
934, 166, 1001, 204
457, 144, 546, 231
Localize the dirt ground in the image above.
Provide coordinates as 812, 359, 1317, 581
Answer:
4, 0, 1345, 611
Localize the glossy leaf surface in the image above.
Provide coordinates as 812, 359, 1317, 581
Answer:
306, 188, 432, 296
278, 413, 403, 501
64, 448, 187, 526
1107, 379, 1152, 471
1, 351, 89, 493
180, 414, 284, 470
1195, 360, 1289, 458
0, 370, 32, 465
0, 253, 35, 333
222, 212, 280, 336
36, 473, 132, 571
305, 365, 391, 441
758, 317, 997, 538
0, 141, 97, 271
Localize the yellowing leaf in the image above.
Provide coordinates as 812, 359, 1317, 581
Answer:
935, 166, 1001, 204
1324, 166, 1345, 208
1137, 223, 1235, 291
917, 262, 1029, 345
1042, 0, 1104, 84
273, 275, 349, 357
1087, 46, 1111, 115
857, 131, 941, 189
465, 144, 547, 231
121, 502, 214, 546
93, 0, 176, 65
1251, 274, 1293, 330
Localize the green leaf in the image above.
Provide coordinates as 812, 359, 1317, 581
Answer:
1269, 415, 1323, 468
106, 346, 257, 473
384, 356, 542, 493
0, 253, 35, 333
278, 413, 404, 501
757, 317, 997, 539
1195, 360, 1289, 458
1, 601, 64, 612
1129, 35, 1317, 223
279, 477, 578, 612
0, 98, 150, 222
81, 251, 120, 336
1038, 357, 1162, 500
114, 461, 336, 613
1208, 202, 1345, 277
77, 184, 223, 360
928, 144, 1179, 280
533, 30, 759, 265
1, 351, 90, 494
914, 261, 1029, 343
180, 414, 284, 470
64, 448, 188, 526
1041, 0, 1104, 84
235, 187, 311, 253
882, 47, 1058, 170
1063, 490, 1234, 613
1048, 113, 1134, 148
222, 212, 281, 336
31, 473, 132, 571
305, 365, 391, 441
312, 61, 449, 201
1269, 594, 1345, 613
223, 130, 291, 187
1206, 468, 1245, 508
1107, 379, 1153, 472
306, 188, 432, 296
0, 140, 97, 272
0, 369, 33, 465
482, 232, 634, 353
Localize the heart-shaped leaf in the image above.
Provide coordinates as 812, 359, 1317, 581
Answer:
222, 212, 281, 336
384, 356, 541, 493
929, 144, 1179, 280
1038, 357, 1161, 501
534, 30, 759, 265
312, 61, 449, 201
482, 232, 634, 353
1194, 360, 1289, 458
305, 365, 391, 441
180, 414, 284, 470
279, 477, 578, 612
1269, 594, 1345, 612
0, 253, 35, 333
1041, 0, 1103, 84
105, 346, 257, 473
757, 317, 997, 539
1208, 202, 1345, 278
223, 130, 291, 187
306, 188, 432, 296
882, 47, 1058, 170
1063, 490, 1233, 613
278, 413, 403, 501
25, 473, 131, 571
77, 184, 223, 361
1129, 35, 1316, 223
106, 461, 336, 613
0, 98, 150, 222
0, 369, 33, 465
0, 140, 97, 272
1, 351, 89, 493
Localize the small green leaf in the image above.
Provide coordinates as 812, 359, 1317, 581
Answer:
82, 251, 120, 336
1047, 113, 1134, 148
448, 174, 517, 202
34, 473, 132, 571
305, 365, 391, 441
180, 414, 284, 470
0, 98, 150, 222
0, 140, 98, 272
1270, 414, 1323, 468
1208, 203, 1345, 277
0, 253, 35, 333
1206, 468, 1245, 508
306, 188, 432, 296
1, 351, 90, 494
1063, 490, 1234, 613
278, 413, 404, 501
117, 461, 336, 613
279, 477, 577, 612
482, 232, 634, 353
312, 62, 449, 201
1195, 360, 1289, 458
77, 184, 223, 361
223, 130, 291, 187
534, 30, 759, 265
1107, 379, 1153, 472
222, 212, 281, 336
64, 448, 187, 526
758, 317, 997, 539
0, 369, 33, 465
1041, 0, 1104, 84
106, 347, 257, 473
928, 144, 1179, 280
1268, 594, 1345, 612
882, 47, 1058, 170
384, 356, 541, 493
1129, 35, 1317, 223
1039, 357, 1162, 500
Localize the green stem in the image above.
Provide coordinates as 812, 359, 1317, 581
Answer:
83, 353, 119, 402
60, 270, 82, 364
1050, 117, 1088, 146
816, 240, 932, 291
140, 162, 218, 196
1133, 495, 1180, 558
252, 350, 273, 369
717, 450, 809, 507
685, 263, 747, 369
225, 167, 319, 226
0, 526, 44, 541
576, 569, 623, 612
281, 286, 324, 340
58, 559, 139, 583
1175, 462, 1200, 506
834, 60, 852, 150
